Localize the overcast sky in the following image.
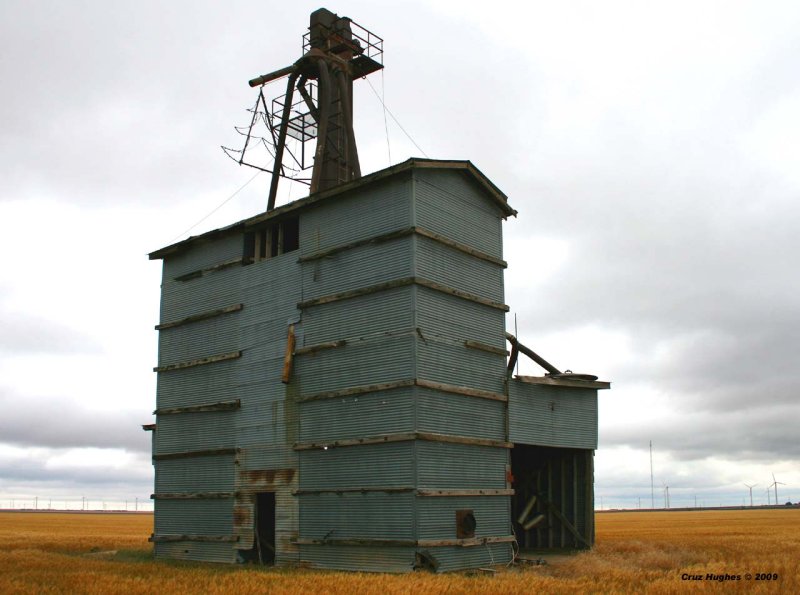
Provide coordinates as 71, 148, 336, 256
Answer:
1, 0, 798, 510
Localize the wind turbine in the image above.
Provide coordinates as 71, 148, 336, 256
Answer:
770, 473, 786, 505
744, 483, 758, 507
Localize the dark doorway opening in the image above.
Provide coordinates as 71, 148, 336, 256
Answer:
511, 444, 594, 550
239, 492, 276, 564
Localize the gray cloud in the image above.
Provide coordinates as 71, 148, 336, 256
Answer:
0, 310, 101, 355
0, 389, 151, 453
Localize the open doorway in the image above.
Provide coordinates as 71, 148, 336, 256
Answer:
511, 444, 594, 550
239, 492, 276, 564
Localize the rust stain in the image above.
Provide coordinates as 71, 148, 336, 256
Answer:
239, 468, 296, 488
233, 505, 251, 528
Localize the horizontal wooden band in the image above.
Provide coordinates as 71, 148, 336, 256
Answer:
414, 227, 506, 267
298, 378, 506, 404
153, 351, 241, 373
149, 534, 239, 543
173, 258, 242, 282
293, 487, 415, 495
295, 536, 515, 547
464, 340, 508, 356
298, 227, 415, 262
294, 340, 347, 356
515, 375, 611, 390
294, 432, 511, 451
416, 489, 514, 497
156, 303, 243, 331
151, 492, 235, 500
154, 399, 240, 416
153, 447, 237, 461
298, 277, 508, 312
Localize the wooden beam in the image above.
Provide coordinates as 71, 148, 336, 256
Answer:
293, 487, 414, 495
415, 379, 507, 402
298, 276, 509, 311
294, 340, 346, 356
172, 257, 242, 282
154, 399, 240, 416
281, 324, 296, 383
297, 379, 415, 403
416, 536, 516, 547
151, 492, 235, 500
415, 227, 507, 267
149, 534, 239, 543
296, 537, 416, 547
294, 433, 417, 451
153, 447, 237, 461
544, 499, 591, 549
155, 303, 243, 331
515, 375, 611, 390
298, 227, 415, 262
416, 432, 512, 449
464, 340, 508, 356
417, 489, 514, 497
153, 351, 241, 373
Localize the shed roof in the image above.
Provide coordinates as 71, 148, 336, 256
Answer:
149, 158, 515, 260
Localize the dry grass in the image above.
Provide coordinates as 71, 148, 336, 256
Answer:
0, 509, 797, 594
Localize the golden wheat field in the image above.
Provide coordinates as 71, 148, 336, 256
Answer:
0, 509, 797, 594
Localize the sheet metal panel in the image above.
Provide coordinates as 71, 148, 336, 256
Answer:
416, 496, 511, 540
157, 315, 238, 367
415, 235, 505, 303
154, 454, 235, 493
508, 381, 598, 449
423, 543, 512, 573
155, 499, 233, 534
413, 169, 504, 258
416, 442, 508, 490
416, 388, 505, 441
416, 339, 506, 394
156, 358, 238, 409
300, 235, 414, 301
299, 492, 415, 540
298, 545, 415, 572
294, 334, 415, 396
299, 442, 414, 490
159, 266, 241, 323
238, 445, 297, 471
162, 233, 243, 279
154, 541, 237, 564
415, 287, 506, 350
154, 410, 236, 455
300, 286, 414, 346
300, 175, 412, 254
299, 387, 415, 442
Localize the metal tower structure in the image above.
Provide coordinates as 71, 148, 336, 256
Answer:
225, 8, 383, 211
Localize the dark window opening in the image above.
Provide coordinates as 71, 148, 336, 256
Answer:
243, 216, 299, 264
238, 492, 276, 564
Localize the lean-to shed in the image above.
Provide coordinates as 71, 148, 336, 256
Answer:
147, 157, 609, 571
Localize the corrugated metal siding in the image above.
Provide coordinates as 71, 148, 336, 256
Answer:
413, 169, 504, 258
299, 175, 412, 254
162, 233, 243, 279
160, 266, 242, 323
416, 442, 508, 489
299, 493, 414, 540
298, 545, 415, 572
415, 235, 504, 303
158, 315, 238, 366
154, 541, 237, 564
415, 287, 506, 350
155, 499, 233, 534
300, 236, 414, 301
294, 335, 415, 395
299, 387, 415, 442
156, 358, 237, 409
416, 496, 510, 540
422, 543, 512, 573
416, 388, 505, 441
154, 411, 236, 455
299, 286, 413, 345
416, 339, 506, 394
238, 445, 297, 471
154, 454, 235, 493
299, 442, 414, 490
508, 382, 598, 449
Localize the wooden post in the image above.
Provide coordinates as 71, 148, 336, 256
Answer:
281, 324, 296, 383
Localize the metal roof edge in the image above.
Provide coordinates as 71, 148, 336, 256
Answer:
148, 157, 515, 260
